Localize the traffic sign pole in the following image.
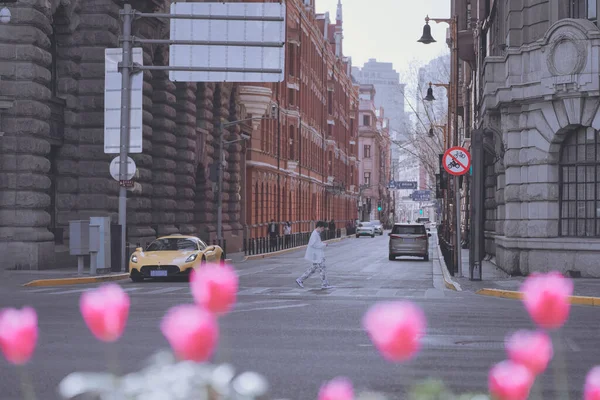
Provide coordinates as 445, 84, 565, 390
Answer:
442, 146, 471, 277
118, 4, 133, 273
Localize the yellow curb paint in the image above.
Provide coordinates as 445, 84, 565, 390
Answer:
23, 273, 130, 287
476, 288, 600, 307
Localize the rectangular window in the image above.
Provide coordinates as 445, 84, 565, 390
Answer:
364, 172, 371, 186
589, 0, 597, 19
364, 145, 371, 158
363, 115, 370, 126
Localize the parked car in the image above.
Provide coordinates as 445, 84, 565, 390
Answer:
388, 223, 432, 261
370, 220, 384, 235
356, 222, 376, 238
129, 235, 224, 282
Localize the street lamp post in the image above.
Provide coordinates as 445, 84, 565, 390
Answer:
419, 14, 462, 276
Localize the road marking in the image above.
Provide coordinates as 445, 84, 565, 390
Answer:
49, 288, 91, 295
376, 289, 400, 297
566, 338, 581, 352
144, 287, 186, 294
230, 303, 309, 313
357, 344, 373, 347
26, 288, 57, 293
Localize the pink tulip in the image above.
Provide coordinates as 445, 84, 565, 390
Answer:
161, 304, 218, 362
521, 271, 573, 330
362, 301, 426, 362
0, 307, 38, 365
318, 377, 354, 400
488, 360, 534, 400
585, 366, 600, 400
190, 263, 239, 315
80, 283, 130, 342
505, 330, 553, 375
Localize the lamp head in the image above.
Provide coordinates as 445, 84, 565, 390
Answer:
424, 83, 435, 102
417, 17, 436, 44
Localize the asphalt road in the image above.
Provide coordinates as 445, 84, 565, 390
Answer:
1, 233, 600, 399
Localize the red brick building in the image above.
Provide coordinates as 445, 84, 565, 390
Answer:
245, 0, 359, 239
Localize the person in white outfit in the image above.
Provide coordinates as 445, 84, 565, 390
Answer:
296, 221, 333, 289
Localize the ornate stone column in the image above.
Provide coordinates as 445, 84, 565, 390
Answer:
0, 2, 57, 269
174, 82, 198, 235
150, 58, 178, 236
194, 83, 216, 241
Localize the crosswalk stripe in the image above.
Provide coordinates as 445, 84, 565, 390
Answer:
144, 287, 186, 294
26, 288, 58, 293
49, 288, 91, 295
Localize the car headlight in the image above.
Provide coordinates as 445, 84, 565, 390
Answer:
131, 255, 138, 263
186, 254, 198, 263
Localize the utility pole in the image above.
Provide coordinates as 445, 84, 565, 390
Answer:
217, 122, 225, 242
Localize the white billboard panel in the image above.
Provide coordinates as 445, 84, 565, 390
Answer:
104, 48, 144, 154
169, 2, 285, 83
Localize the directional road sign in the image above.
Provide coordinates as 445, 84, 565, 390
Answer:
388, 180, 418, 189
442, 146, 471, 176
169, 2, 286, 83
104, 48, 144, 154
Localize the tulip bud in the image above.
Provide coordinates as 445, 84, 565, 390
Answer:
80, 283, 130, 342
0, 307, 38, 365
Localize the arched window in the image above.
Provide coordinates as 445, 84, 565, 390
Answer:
559, 127, 600, 237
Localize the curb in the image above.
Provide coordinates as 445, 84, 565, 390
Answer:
476, 288, 600, 306
435, 241, 462, 291
242, 235, 354, 261
23, 273, 130, 287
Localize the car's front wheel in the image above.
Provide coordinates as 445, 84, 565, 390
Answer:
219, 253, 225, 266
371, 234, 375, 238
356, 235, 359, 238
389, 254, 395, 261
424, 254, 429, 261
130, 274, 144, 283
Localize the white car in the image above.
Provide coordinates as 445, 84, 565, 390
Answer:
356, 222, 376, 238
370, 220, 384, 235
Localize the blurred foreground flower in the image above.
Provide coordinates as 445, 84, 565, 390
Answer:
0, 306, 38, 365
58, 349, 271, 400
80, 283, 130, 342
318, 377, 354, 400
520, 271, 573, 330
488, 360, 533, 400
161, 304, 218, 362
505, 330, 553, 375
585, 366, 600, 400
362, 301, 426, 362
190, 263, 239, 315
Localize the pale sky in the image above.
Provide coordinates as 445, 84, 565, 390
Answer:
315, 0, 451, 82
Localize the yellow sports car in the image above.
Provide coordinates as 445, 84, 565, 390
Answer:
129, 235, 225, 282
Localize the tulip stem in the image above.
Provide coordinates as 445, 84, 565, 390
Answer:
106, 343, 120, 377
18, 365, 37, 400
551, 331, 569, 400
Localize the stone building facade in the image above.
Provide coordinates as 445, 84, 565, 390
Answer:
456, 0, 600, 276
357, 85, 391, 223
0, 0, 266, 270
245, 0, 359, 239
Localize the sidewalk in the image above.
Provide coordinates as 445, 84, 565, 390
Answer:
0, 268, 129, 288
454, 248, 600, 298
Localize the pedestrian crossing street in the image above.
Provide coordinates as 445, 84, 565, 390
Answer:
22, 284, 440, 299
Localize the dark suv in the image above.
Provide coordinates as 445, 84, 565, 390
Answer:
388, 223, 431, 261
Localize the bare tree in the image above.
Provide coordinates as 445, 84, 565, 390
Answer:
393, 55, 451, 192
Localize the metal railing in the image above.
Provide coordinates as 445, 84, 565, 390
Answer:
439, 235, 456, 276
244, 229, 345, 256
